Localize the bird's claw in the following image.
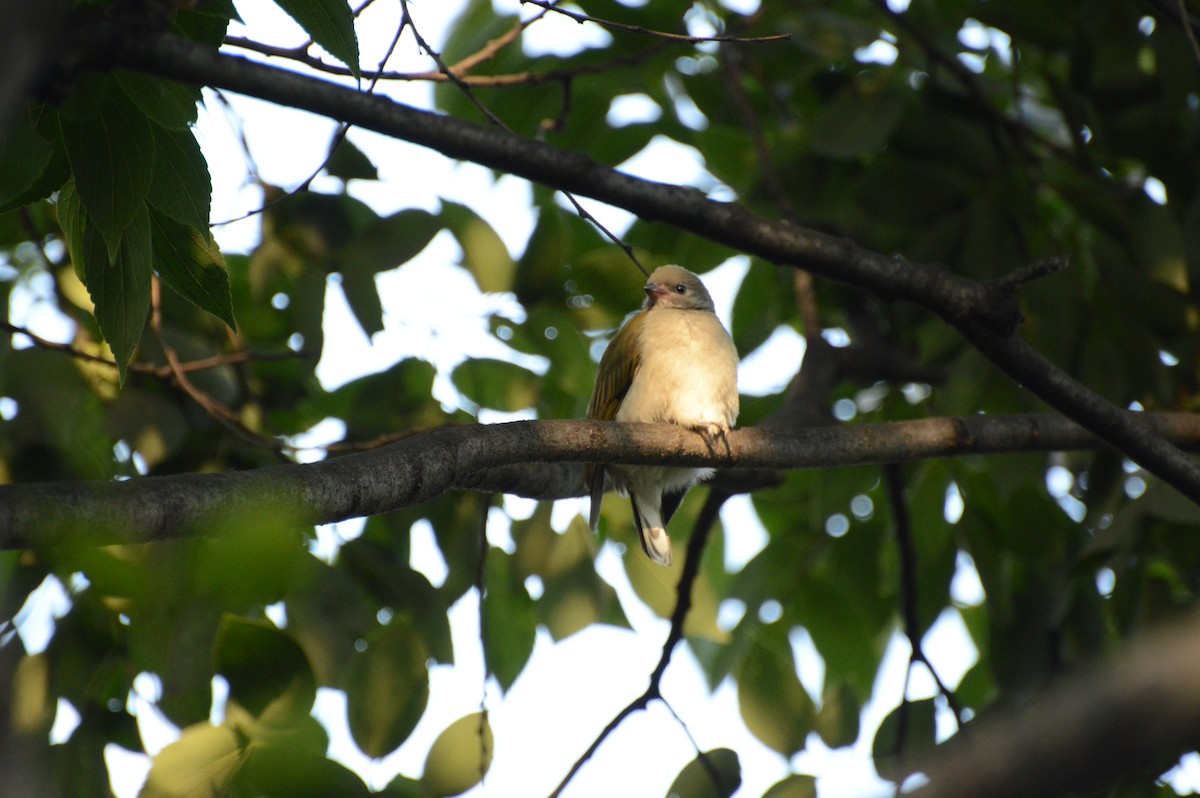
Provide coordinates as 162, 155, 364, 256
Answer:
694, 422, 732, 456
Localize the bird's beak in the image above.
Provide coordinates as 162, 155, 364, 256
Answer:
643, 282, 667, 304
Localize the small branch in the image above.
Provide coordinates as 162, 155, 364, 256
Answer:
223, 34, 667, 87
2, 321, 313, 379
1175, 0, 1200, 65
519, 0, 790, 45
397, 1, 648, 275
886, 465, 964, 727
150, 279, 288, 456
870, 0, 1067, 166
449, 11, 543, 75
992, 255, 1071, 293
474, 503, 492, 790
550, 487, 728, 797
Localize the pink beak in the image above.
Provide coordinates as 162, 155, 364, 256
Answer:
643, 282, 667, 304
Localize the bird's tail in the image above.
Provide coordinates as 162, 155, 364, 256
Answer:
630, 493, 672, 566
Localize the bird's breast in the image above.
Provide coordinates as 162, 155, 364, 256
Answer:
615, 309, 739, 428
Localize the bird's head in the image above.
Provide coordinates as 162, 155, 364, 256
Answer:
642, 265, 715, 312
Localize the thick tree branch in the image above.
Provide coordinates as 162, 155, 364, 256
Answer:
3, 413, 1200, 551
75, 31, 1200, 504
914, 610, 1200, 798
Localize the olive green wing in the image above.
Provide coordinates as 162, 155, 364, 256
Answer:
584, 312, 645, 529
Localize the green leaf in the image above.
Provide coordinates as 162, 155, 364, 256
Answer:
96, 204, 154, 381
272, 0, 361, 77
147, 125, 212, 232
762, 775, 818, 798
735, 630, 814, 756
420, 712, 493, 798
331, 207, 443, 337
60, 81, 156, 261
337, 533, 455, 664
325, 136, 378, 181
732, 260, 788, 356
442, 201, 517, 293
0, 104, 53, 208
191, 512, 306, 612
151, 210, 236, 329
114, 70, 200, 130
872, 698, 938, 781
340, 267, 385, 337
810, 85, 905, 159
813, 681, 861, 749
0, 349, 114, 482
174, 0, 238, 46
482, 549, 537, 692
667, 748, 741, 798
61, 185, 154, 382
345, 618, 430, 759
451, 357, 538, 412
213, 616, 316, 726
334, 208, 443, 275
285, 559, 377, 685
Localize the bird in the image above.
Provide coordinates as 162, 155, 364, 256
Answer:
585, 265, 739, 566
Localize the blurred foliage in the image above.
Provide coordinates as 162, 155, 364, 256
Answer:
1, 0, 1199, 795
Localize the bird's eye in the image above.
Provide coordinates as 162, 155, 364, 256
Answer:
674, 284, 687, 294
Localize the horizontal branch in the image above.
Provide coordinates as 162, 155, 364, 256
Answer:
73, 30, 1200, 503
3, 413, 1198, 551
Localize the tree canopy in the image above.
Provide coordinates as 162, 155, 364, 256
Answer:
3, 0, 1200, 796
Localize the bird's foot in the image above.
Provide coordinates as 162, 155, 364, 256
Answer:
693, 422, 732, 456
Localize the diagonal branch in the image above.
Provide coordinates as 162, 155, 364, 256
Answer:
886, 464, 964, 727
548, 486, 729, 797
913, 609, 1200, 798
82, 31, 1200, 504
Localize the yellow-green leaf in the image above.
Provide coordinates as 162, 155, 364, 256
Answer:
667, 748, 741, 798
736, 632, 815, 756
421, 712, 493, 798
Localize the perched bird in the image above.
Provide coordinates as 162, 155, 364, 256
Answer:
585, 265, 739, 566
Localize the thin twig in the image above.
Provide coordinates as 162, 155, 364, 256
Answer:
475, 502, 492, 791
450, 11, 544, 74
519, 0, 790, 44
722, 44, 820, 336
400, 0, 506, 128
216, 6, 407, 225
549, 489, 729, 797
886, 464, 964, 727
2, 321, 312, 378
1178, 0, 1200, 64
992, 255, 1071, 293
871, 0, 1072, 167
400, 0, 648, 275
224, 34, 667, 86
149, 278, 289, 457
